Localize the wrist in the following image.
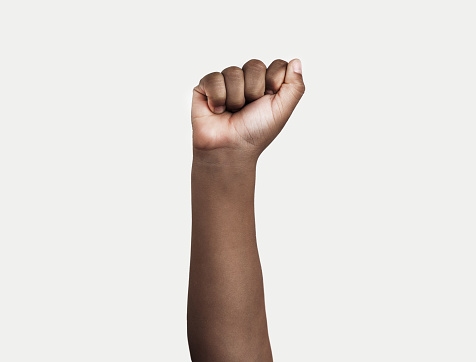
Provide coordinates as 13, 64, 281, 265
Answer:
192, 158, 257, 180
192, 147, 259, 170
192, 151, 257, 193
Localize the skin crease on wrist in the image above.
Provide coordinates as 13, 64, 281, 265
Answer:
187, 58, 305, 362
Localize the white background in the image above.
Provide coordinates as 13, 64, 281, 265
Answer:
1, 0, 475, 361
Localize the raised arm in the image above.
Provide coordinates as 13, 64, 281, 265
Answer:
187, 58, 305, 361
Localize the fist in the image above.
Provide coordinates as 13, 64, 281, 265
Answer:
192, 58, 305, 162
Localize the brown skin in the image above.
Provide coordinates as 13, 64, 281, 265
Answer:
188, 58, 305, 361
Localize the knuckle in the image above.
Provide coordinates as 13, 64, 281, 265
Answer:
203, 72, 226, 97
270, 59, 287, 68
296, 80, 306, 95
222, 66, 243, 79
201, 72, 226, 102
204, 72, 224, 85
243, 59, 266, 72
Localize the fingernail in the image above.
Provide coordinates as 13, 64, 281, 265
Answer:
293, 59, 302, 74
214, 106, 225, 113
265, 90, 274, 95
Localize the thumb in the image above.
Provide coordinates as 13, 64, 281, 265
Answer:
275, 59, 305, 120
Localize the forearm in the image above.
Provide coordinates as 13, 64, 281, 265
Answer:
187, 157, 272, 361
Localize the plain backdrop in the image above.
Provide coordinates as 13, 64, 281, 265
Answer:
1, 1, 475, 361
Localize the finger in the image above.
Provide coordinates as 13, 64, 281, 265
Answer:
242, 59, 266, 103
191, 88, 209, 120
276, 58, 305, 114
194, 72, 227, 114
221, 66, 245, 112
265, 59, 288, 95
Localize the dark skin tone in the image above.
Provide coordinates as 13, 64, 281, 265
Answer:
188, 58, 305, 361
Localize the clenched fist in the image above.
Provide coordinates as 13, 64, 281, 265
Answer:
191, 58, 305, 164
